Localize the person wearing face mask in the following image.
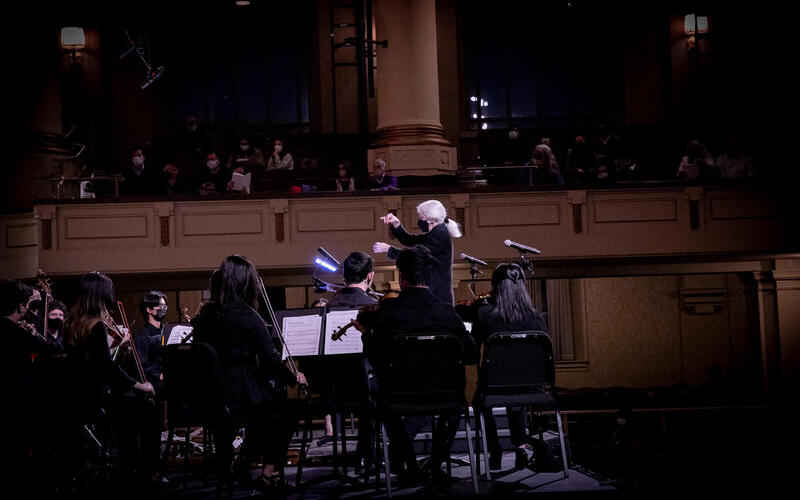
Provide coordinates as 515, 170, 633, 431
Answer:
121, 147, 163, 196
44, 299, 67, 347
197, 151, 233, 194
368, 159, 398, 191
334, 160, 356, 191
1, 280, 59, 482
267, 138, 294, 170
115, 291, 169, 486
227, 137, 265, 171
521, 143, 564, 186
373, 199, 462, 305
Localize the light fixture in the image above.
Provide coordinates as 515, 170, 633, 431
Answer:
684, 14, 710, 54
61, 27, 86, 64
314, 258, 338, 273
235, 0, 251, 6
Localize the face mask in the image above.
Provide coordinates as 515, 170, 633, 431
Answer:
207, 160, 219, 170
418, 219, 430, 233
28, 299, 42, 314
47, 317, 64, 332
274, 145, 283, 153
240, 144, 250, 152
153, 307, 167, 321
508, 130, 519, 140
132, 156, 144, 167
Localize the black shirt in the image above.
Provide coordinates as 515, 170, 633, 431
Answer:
387, 223, 455, 305
326, 287, 378, 308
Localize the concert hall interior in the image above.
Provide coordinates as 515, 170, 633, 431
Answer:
2, 0, 793, 497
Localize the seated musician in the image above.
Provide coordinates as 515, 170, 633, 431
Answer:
470, 263, 549, 471
313, 252, 378, 471
356, 245, 479, 485
191, 255, 306, 492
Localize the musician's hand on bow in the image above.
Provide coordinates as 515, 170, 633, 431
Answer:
380, 213, 400, 227
373, 242, 390, 253
135, 381, 155, 396
296, 371, 308, 387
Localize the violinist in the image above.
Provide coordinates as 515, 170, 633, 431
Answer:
355, 245, 479, 486
326, 252, 378, 308
117, 291, 169, 486
191, 255, 307, 492
64, 272, 155, 489
1, 279, 58, 481
470, 263, 549, 471
43, 299, 66, 347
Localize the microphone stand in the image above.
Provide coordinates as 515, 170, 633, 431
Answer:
468, 263, 484, 299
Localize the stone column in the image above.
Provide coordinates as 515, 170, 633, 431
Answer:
368, 0, 457, 177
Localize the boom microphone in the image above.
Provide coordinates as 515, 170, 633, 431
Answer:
317, 247, 341, 267
504, 239, 542, 254
460, 253, 487, 266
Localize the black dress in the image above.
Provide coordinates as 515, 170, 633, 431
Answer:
387, 223, 455, 305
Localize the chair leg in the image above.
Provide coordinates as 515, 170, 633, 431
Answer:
555, 409, 569, 478
295, 403, 313, 486
380, 421, 392, 498
464, 411, 479, 495
183, 427, 190, 490
479, 410, 491, 480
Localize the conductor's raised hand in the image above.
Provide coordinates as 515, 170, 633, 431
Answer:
380, 213, 400, 227
373, 242, 390, 254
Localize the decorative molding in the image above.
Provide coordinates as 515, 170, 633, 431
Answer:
372, 123, 450, 147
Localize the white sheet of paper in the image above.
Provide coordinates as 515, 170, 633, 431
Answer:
166, 325, 194, 345
230, 172, 251, 193
281, 314, 322, 359
324, 310, 363, 355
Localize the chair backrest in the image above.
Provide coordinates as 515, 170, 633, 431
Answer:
162, 342, 229, 426
382, 333, 466, 406
480, 331, 555, 394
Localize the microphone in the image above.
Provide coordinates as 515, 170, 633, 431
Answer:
460, 253, 487, 267
504, 239, 542, 254
317, 247, 341, 267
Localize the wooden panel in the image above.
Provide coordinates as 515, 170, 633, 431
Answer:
296, 208, 376, 232
182, 212, 263, 236
6, 224, 37, 248
710, 196, 777, 220
594, 199, 676, 223
65, 215, 148, 239
477, 203, 560, 227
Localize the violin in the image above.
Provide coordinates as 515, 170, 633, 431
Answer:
331, 290, 399, 341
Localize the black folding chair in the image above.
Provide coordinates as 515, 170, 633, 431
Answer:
473, 330, 569, 480
375, 333, 479, 497
161, 342, 229, 490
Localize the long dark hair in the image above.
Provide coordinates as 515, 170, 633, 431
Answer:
215, 255, 259, 310
65, 271, 115, 347
489, 263, 535, 326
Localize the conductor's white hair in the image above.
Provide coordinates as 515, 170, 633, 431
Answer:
416, 199, 462, 238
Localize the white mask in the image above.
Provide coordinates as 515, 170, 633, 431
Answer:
508, 130, 519, 140
274, 144, 283, 153
132, 156, 144, 167
207, 160, 219, 169
240, 144, 250, 152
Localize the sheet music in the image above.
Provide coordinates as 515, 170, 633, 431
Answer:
166, 325, 193, 345
282, 314, 322, 359
324, 309, 363, 355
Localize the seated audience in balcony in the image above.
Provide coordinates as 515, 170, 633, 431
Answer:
161, 162, 191, 196
196, 152, 232, 195
519, 144, 565, 186
564, 135, 597, 183
120, 147, 162, 196
368, 158, 398, 191
715, 136, 755, 179
171, 115, 210, 180
590, 123, 624, 181
227, 137, 265, 171
267, 138, 294, 171
676, 140, 717, 181
334, 160, 356, 192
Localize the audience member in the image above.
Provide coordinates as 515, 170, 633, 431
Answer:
715, 136, 755, 179
369, 159, 398, 191
676, 140, 717, 181
334, 160, 356, 192
564, 135, 597, 183
504, 125, 530, 165
227, 137, 265, 171
162, 162, 191, 196
196, 152, 232, 195
267, 138, 294, 171
120, 147, 162, 196
171, 115, 211, 179
590, 123, 624, 181
520, 144, 564, 186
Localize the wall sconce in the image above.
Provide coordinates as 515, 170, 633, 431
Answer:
60, 27, 86, 65
684, 14, 710, 54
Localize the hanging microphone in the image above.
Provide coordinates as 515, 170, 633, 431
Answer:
460, 253, 487, 266
504, 240, 542, 254
317, 247, 341, 267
